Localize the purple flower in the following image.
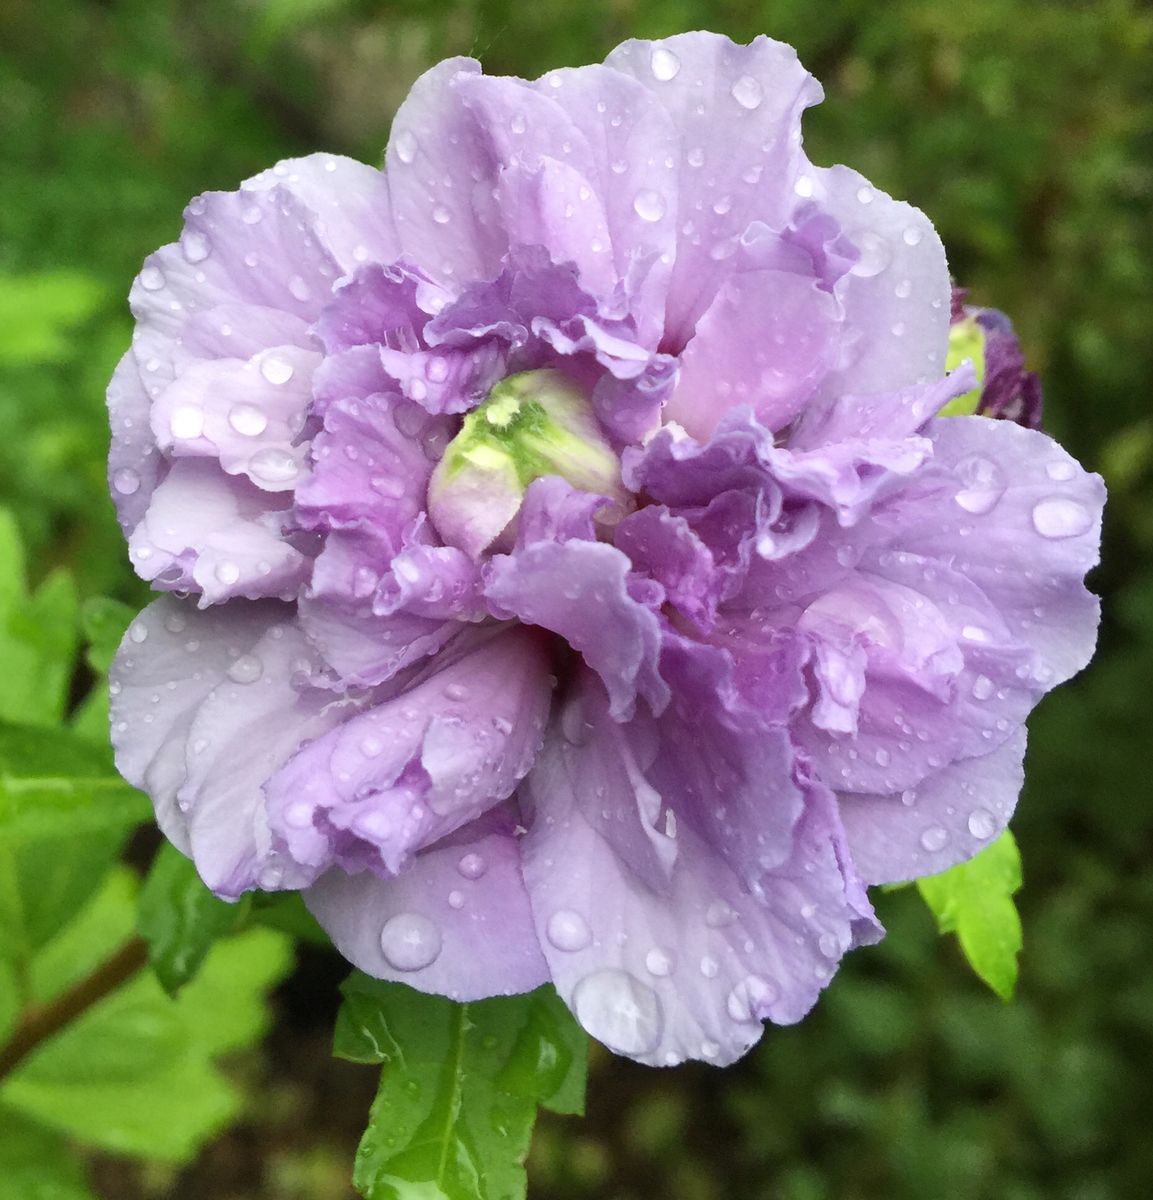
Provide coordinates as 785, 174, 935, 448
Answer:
108, 32, 1103, 1066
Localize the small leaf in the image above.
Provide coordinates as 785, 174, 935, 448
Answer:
137, 844, 250, 995
917, 831, 1023, 1000
335, 974, 588, 1200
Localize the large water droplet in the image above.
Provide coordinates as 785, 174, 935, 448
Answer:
288, 274, 312, 303
726, 975, 776, 1023
971, 674, 995, 701
249, 447, 299, 483
181, 231, 210, 263
112, 467, 141, 495
1032, 497, 1092, 539
215, 561, 241, 586
380, 913, 442, 971
457, 853, 487, 880
644, 947, 674, 977
571, 969, 663, 1056
633, 189, 666, 223
920, 825, 949, 853
393, 130, 418, 164
139, 265, 165, 291
546, 909, 592, 952
850, 232, 892, 278
967, 808, 997, 840
954, 455, 1006, 515
229, 404, 268, 437
260, 356, 295, 386
902, 225, 924, 246
649, 45, 680, 81
1045, 460, 1076, 482
170, 405, 204, 440
730, 75, 764, 110
227, 653, 263, 684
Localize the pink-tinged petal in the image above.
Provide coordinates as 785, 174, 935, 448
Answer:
385, 59, 507, 289
305, 815, 549, 1000
149, 346, 318, 491
605, 33, 822, 347
485, 538, 668, 720
522, 676, 877, 1066
882, 416, 1105, 686
110, 597, 288, 856
240, 153, 398, 273
265, 625, 552, 880
837, 727, 1026, 885
813, 163, 951, 397
666, 268, 840, 439
126, 460, 306, 604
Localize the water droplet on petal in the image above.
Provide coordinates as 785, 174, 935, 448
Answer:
971, 674, 995, 701
967, 808, 997, 840
726, 975, 776, 1023
902, 225, 924, 246
139, 265, 165, 291
432, 205, 451, 225
850, 232, 892, 278
170, 405, 204, 440
730, 75, 764, 110
447, 890, 465, 910
954, 455, 1006, 515
856, 185, 874, 205
393, 130, 418, 163
444, 682, 469, 702
793, 175, 814, 198
571, 969, 663, 1056
181, 231, 210, 263
127, 622, 148, 644
242, 204, 264, 225
687, 147, 705, 168
229, 404, 268, 437
214, 561, 241, 586
112, 467, 141, 495
1032, 497, 1092, 539
650, 45, 680, 81
546, 909, 592, 952
227, 653, 263, 684
961, 625, 990, 643
920, 825, 949, 853
633, 189, 666, 222
644, 947, 674, 977
249, 447, 299, 483
818, 932, 840, 959
426, 356, 450, 383
380, 913, 442, 971
457, 853, 487, 880
260, 356, 295, 385
511, 114, 527, 135
288, 275, 312, 303
1046, 460, 1076, 482
705, 901, 738, 929
699, 956, 719, 979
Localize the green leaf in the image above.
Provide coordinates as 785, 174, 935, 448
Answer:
0, 722, 148, 974
137, 843, 250, 995
1, 867, 293, 1162
917, 831, 1024, 1000
0, 510, 80, 729
335, 974, 587, 1200
71, 597, 136, 743
0, 1109, 96, 1200
249, 890, 332, 947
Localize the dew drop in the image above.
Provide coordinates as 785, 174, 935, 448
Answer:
511, 114, 526, 135
228, 404, 268, 437
954, 455, 1005, 515
393, 130, 418, 164
444, 682, 469, 702
967, 808, 997, 840
850, 232, 892, 278
730, 74, 764, 110
699, 956, 719, 979
288, 275, 312, 303
249, 447, 299, 484
902, 225, 924, 246
214, 561, 241, 586
856, 185, 874, 205
457, 853, 487, 880
650, 45, 681, 81
644, 947, 674, 977
181, 231, 210, 263
726, 975, 776, 1023
1032, 497, 1092, 539
793, 175, 814, 198
687, 147, 705, 168
169, 405, 204, 440
1046, 460, 1076, 482
971, 674, 995, 701
920, 825, 949, 852
139, 265, 165, 291
260, 356, 295, 385
705, 900, 738, 929
633, 189, 666, 222
426, 356, 450, 383
128, 622, 148, 644
380, 913, 442, 971
242, 205, 264, 225
961, 625, 990, 643
227, 653, 263, 684
432, 205, 451, 225
546, 909, 592, 952
571, 969, 663, 1055
818, 932, 840, 959
447, 890, 465, 910
112, 467, 141, 495
895, 278, 913, 299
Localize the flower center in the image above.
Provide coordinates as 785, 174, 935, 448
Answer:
428, 369, 626, 556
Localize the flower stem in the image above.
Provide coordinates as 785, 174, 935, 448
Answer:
0, 935, 149, 1082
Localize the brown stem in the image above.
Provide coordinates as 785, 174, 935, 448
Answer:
0, 936, 149, 1082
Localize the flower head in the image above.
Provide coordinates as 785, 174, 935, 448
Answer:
108, 32, 1103, 1066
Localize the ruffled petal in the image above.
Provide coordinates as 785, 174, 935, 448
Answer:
305, 811, 549, 1000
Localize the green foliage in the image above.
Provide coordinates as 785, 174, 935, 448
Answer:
137, 844, 251, 996
0, 867, 292, 1163
917, 832, 1023, 1000
335, 974, 587, 1199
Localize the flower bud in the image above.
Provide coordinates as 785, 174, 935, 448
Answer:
428, 369, 627, 556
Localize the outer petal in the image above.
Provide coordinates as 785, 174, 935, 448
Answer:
605, 33, 822, 346
305, 813, 549, 1000
265, 625, 552, 880
522, 676, 878, 1066
837, 727, 1027, 884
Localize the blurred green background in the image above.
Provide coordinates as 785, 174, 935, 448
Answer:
2, 0, 1151, 1197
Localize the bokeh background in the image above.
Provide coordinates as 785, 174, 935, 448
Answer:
2, 0, 1151, 1197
